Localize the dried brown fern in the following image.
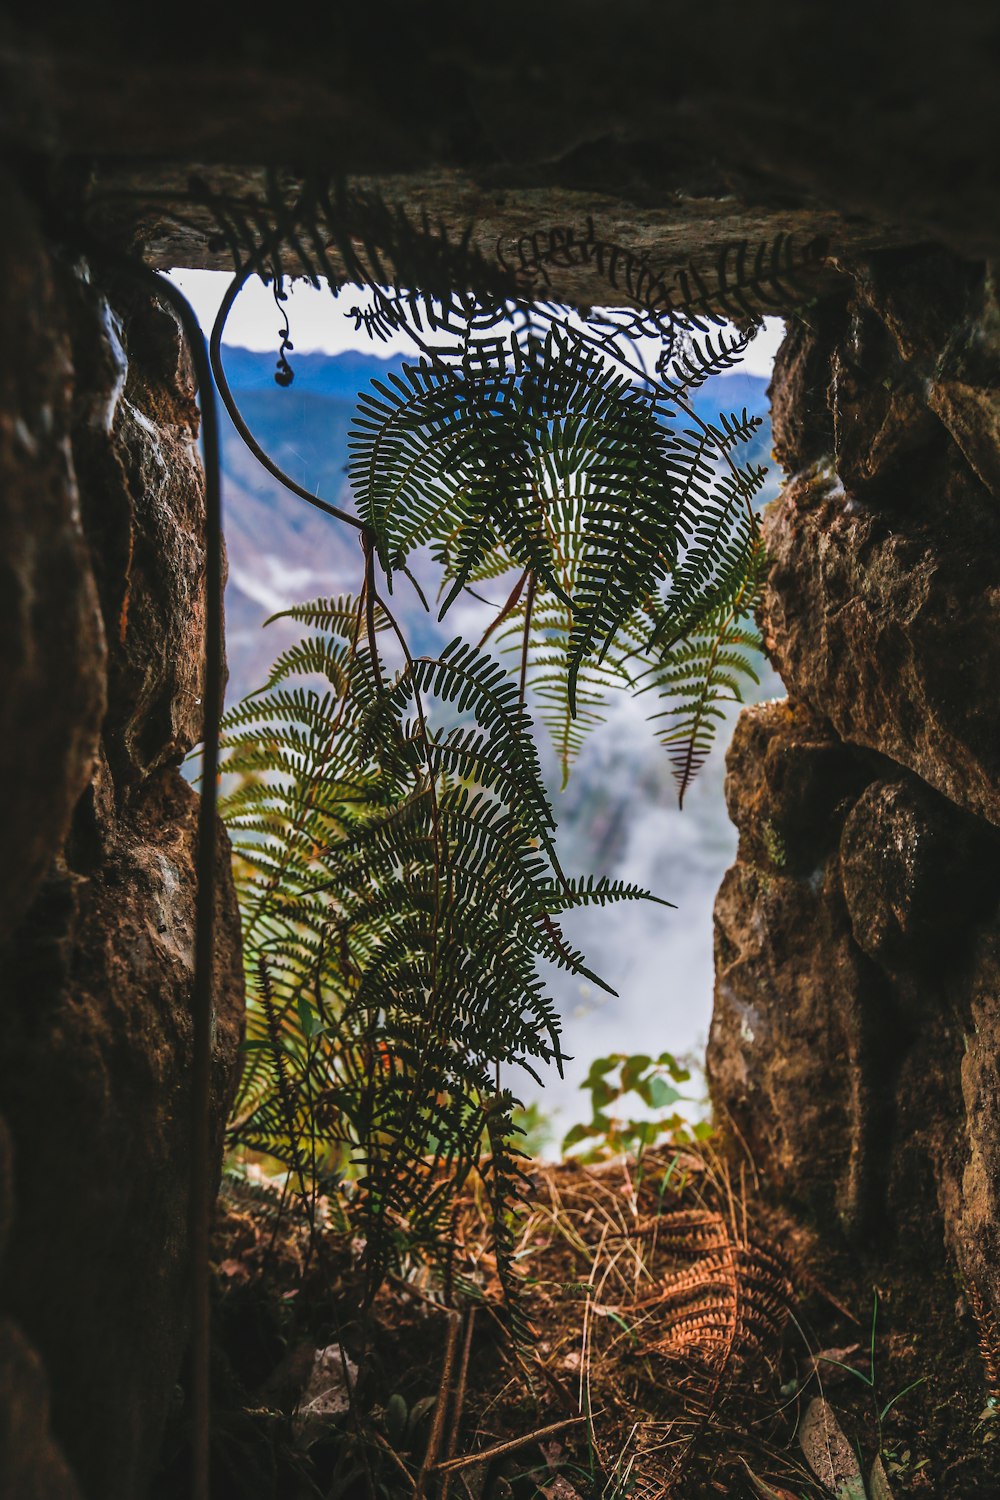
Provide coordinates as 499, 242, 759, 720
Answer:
970, 1281, 1000, 1406
448, 1147, 796, 1497
640, 1224, 792, 1491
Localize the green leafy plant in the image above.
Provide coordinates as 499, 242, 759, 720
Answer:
195, 175, 777, 794
817, 1293, 927, 1435
190, 179, 801, 1315
221, 599, 665, 1298
347, 316, 767, 793
561, 1051, 711, 1160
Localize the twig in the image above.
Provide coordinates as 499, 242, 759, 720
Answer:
337, 1320, 377, 1500
208, 260, 364, 533
415, 1309, 463, 1500
441, 1310, 476, 1500
386, 1272, 455, 1315
433, 1416, 587, 1473
478, 568, 529, 647
518, 572, 536, 709
364, 534, 386, 693
372, 1431, 418, 1493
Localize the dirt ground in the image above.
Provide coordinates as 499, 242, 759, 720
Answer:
151, 1146, 996, 1499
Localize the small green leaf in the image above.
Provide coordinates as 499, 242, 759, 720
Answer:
385, 1393, 409, 1449
297, 995, 314, 1040
620, 1054, 652, 1091
584, 1056, 619, 1085
647, 1076, 683, 1109
656, 1051, 691, 1082
589, 1079, 617, 1111
879, 1374, 927, 1423
603, 1310, 638, 1346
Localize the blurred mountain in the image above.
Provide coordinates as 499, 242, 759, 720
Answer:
218, 343, 784, 1133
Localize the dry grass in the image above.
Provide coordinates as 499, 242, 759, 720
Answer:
207, 1145, 819, 1499
402, 1145, 803, 1498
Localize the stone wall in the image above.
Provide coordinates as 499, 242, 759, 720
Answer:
707, 249, 1000, 1488
0, 174, 244, 1499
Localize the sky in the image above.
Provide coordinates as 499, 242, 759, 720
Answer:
168, 268, 785, 378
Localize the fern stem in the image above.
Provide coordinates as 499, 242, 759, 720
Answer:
478, 567, 529, 647
440, 1308, 476, 1500
356, 573, 454, 1288
519, 572, 536, 709
414, 1310, 462, 1500
363, 535, 386, 694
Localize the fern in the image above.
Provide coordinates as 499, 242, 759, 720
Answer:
349, 328, 681, 655
172, 172, 776, 792
158, 175, 792, 1311
481, 1091, 536, 1343
221, 602, 662, 1291
670, 232, 820, 328
655, 320, 765, 392
347, 317, 766, 780
497, 216, 822, 340
491, 579, 628, 788
638, 536, 766, 805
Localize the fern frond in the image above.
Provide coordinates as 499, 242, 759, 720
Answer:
481, 1091, 535, 1343
639, 537, 766, 806
263, 594, 377, 633
672, 233, 821, 329
499, 218, 820, 338
655, 321, 764, 393
220, 600, 660, 1291
652, 458, 766, 648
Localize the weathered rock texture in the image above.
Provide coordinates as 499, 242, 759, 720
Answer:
5, 8, 1000, 260
0, 170, 106, 947
708, 249, 1000, 1490
0, 176, 244, 1499
763, 260, 1000, 826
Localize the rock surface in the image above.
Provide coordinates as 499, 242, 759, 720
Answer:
1, 766, 243, 1500
0, 1320, 81, 1500
69, 276, 215, 782
709, 248, 1000, 1488
0, 170, 106, 945
760, 252, 1000, 829
6, 10, 1000, 261
710, 701, 886, 1236
710, 694, 1000, 1487
763, 460, 1000, 827
0, 178, 244, 1499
